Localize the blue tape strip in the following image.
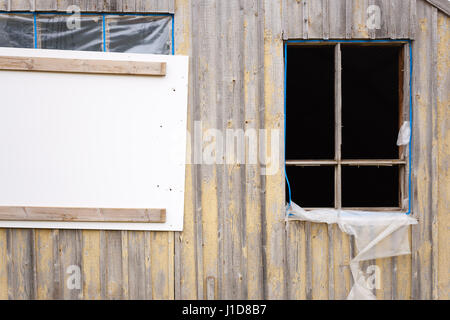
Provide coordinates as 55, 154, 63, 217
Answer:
407, 40, 413, 215
33, 13, 37, 48
284, 42, 292, 207
171, 14, 175, 55
284, 39, 413, 215
102, 14, 106, 52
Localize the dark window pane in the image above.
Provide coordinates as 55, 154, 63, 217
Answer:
106, 16, 172, 54
341, 45, 400, 159
286, 46, 335, 160
0, 14, 34, 48
286, 166, 334, 207
37, 15, 103, 51
342, 166, 399, 207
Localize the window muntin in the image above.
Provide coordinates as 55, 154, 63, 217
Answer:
286, 43, 408, 211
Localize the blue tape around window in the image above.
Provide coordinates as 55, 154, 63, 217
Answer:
284, 39, 413, 215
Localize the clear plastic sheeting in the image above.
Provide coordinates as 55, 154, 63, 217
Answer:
0, 13, 173, 55
286, 201, 417, 300
37, 15, 103, 51
106, 15, 172, 54
397, 121, 411, 146
0, 14, 34, 48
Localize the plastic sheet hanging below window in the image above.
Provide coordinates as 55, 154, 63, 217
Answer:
286, 201, 417, 300
0, 14, 34, 48
37, 15, 103, 51
105, 15, 172, 54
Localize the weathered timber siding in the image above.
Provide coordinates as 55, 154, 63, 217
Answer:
0, 0, 448, 300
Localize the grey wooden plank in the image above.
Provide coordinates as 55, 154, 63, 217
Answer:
126, 231, 146, 299
307, 0, 323, 38
411, 0, 435, 300
243, 0, 264, 299
329, 0, 346, 38
58, 229, 82, 299
6, 229, 35, 299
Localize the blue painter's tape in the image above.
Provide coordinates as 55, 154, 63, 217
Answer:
33, 13, 37, 48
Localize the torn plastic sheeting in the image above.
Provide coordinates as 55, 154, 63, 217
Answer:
397, 121, 411, 146
286, 201, 417, 300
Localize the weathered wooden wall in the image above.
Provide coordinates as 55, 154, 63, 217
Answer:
0, 0, 448, 300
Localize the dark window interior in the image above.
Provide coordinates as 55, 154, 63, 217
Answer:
286, 166, 334, 208
342, 166, 399, 207
286, 44, 402, 209
341, 45, 399, 159
286, 46, 335, 160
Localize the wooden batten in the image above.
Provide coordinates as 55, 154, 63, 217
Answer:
0, 56, 167, 76
0, 207, 166, 223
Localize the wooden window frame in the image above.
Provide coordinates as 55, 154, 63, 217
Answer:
285, 40, 412, 212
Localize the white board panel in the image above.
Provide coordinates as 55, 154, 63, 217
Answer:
0, 47, 189, 231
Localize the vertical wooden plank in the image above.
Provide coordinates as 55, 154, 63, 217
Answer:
150, 232, 174, 299
307, 0, 323, 38
311, 223, 329, 299
0, 1, 8, 10
9, 0, 33, 11
329, 0, 346, 38
302, 0, 308, 39
121, 231, 129, 299
263, 0, 287, 299
101, 231, 124, 299
395, 0, 412, 39
174, 0, 198, 301
56, 0, 72, 11
194, 0, 219, 301
127, 231, 146, 299
429, 6, 439, 301
0, 229, 7, 299
102, 0, 123, 12
282, 0, 303, 40
144, 231, 153, 299
58, 230, 82, 299
81, 230, 101, 300
376, 257, 393, 299
396, 229, 412, 299
7, 229, 34, 299
34, 230, 55, 299
322, 0, 330, 39
217, 0, 246, 300
411, 0, 434, 300
352, 0, 369, 38
136, 0, 175, 13
345, 0, 353, 38
35, 0, 57, 10
436, 11, 450, 300
243, 0, 264, 300
333, 226, 352, 299
122, 0, 136, 12
286, 221, 307, 299
410, 0, 417, 39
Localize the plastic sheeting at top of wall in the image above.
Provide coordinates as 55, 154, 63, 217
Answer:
286, 201, 417, 300
0, 14, 35, 48
0, 13, 172, 55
